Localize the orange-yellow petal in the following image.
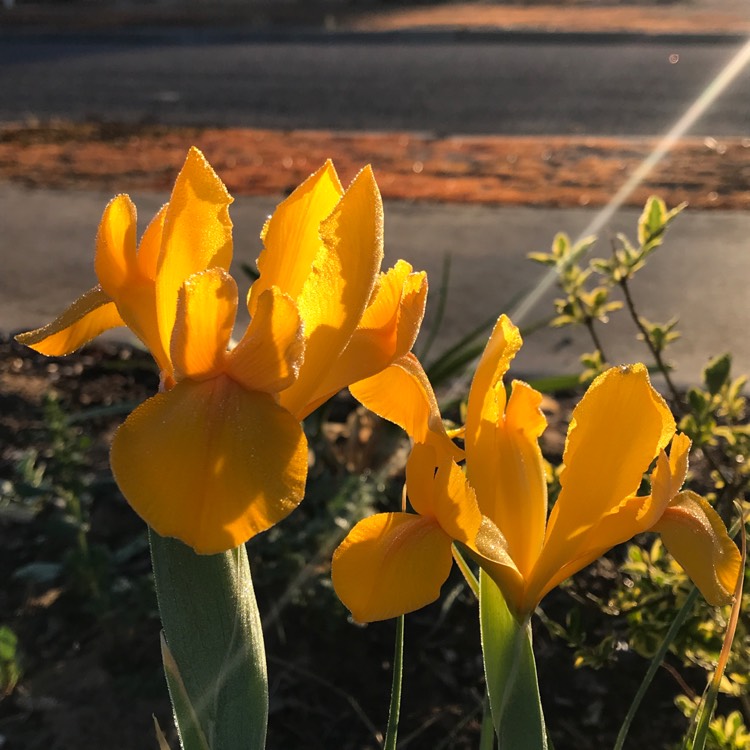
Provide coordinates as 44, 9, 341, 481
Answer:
155, 148, 234, 364
248, 160, 343, 316
471, 379, 548, 578
331, 512, 454, 623
524, 364, 676, 612
110, 375, 307, 554
295, 261, 428, 411
349, 352, 461, 460
404, 443, 481, 544
652, 490, 741, 606
94, 194, 138, 299
646, 432, 692, 525
464, 314, 522, 460
136, 203, 168, 281
171, 269, 237, 382
226, 287, 304, 393
15, 285, 125, 356
279, 165, 384, 419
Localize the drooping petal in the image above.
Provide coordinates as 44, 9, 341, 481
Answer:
94, 194, 138, 299
171, 269, 237, 382
331, 512, 454, 623
110, 375, 308, 554
523, 364, 675, 614
279, 166, 384, 420
295, 262, 428, 411
155, 148, 234, 365
349, 352, 461, 460
15, 286, 125, 356
248, 160, 343, 316
652, 490, 741, 606
226, 287, 304, 393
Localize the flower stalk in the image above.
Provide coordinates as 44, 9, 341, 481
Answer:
150, 531, 268, 750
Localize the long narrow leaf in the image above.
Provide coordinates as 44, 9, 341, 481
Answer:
479, 570, 547, 750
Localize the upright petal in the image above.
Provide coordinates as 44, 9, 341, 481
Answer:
226, 287, 305, 393
170, 269, 237, 382
248, 160, 343, 316
479, 381, 548, 577
296, 262, 428, 411
464, 316, 523, 523
110, 375, 308, 554
349, 353, 461, 460
15, 286, 125, 356
332, 512, 454, 623
652, 490, 741, 606
155, 148, 234, 365
279, 166, 384, 419
94, 194, 138, 298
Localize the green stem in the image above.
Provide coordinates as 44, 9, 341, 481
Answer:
614, 586, 699, 750
149, 529, 268, 750
478, 691, 495, 750
384, 615, 405, 750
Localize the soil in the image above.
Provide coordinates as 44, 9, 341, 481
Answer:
0, 335, 705, 750
2, 121, 750, 210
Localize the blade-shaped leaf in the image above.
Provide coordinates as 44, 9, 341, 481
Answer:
479, 570, 547, 750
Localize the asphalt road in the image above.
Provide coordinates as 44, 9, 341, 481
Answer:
2, 31, 749, 135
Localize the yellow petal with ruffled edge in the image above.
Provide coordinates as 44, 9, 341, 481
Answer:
349, 352, 461, 460
226, 287, 304, 393
295, 261, 428, 413
15, 286, 125, 355
331, 512, 454, 623
464, 316, 524, 538
110, 375, 307, 554
279, 166, 384, 420
646, 432, 691, 523
652, 490, 741, 606
522, 364, 675, 615
170, 269, 237, 382
155, 148, 234, 366
248, 160, 343, 316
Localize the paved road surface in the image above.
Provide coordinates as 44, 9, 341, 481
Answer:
2, 32, 749, 135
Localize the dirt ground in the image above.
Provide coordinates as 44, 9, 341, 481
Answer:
2, 122, 749, 210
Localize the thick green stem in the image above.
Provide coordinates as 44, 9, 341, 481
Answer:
149, 529, 268, 750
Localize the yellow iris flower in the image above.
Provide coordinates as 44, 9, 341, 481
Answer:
17, 148, 428, 554
333, 315, 741, 622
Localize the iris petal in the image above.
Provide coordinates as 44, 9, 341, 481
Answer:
15, 286, 124, 356
279, 166, 384, 419
331, 512, 454, 623
94, 194, 138, 298
523, 364, 675, 611
155, 147, 234, 364
349, 352, 461, 459
653, 490, 741, 606
227, 287, 304, 393
295, 262, 427, 411
171, 269, 237, 382
249, 160, 343, 315
110, 376, 308, 554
